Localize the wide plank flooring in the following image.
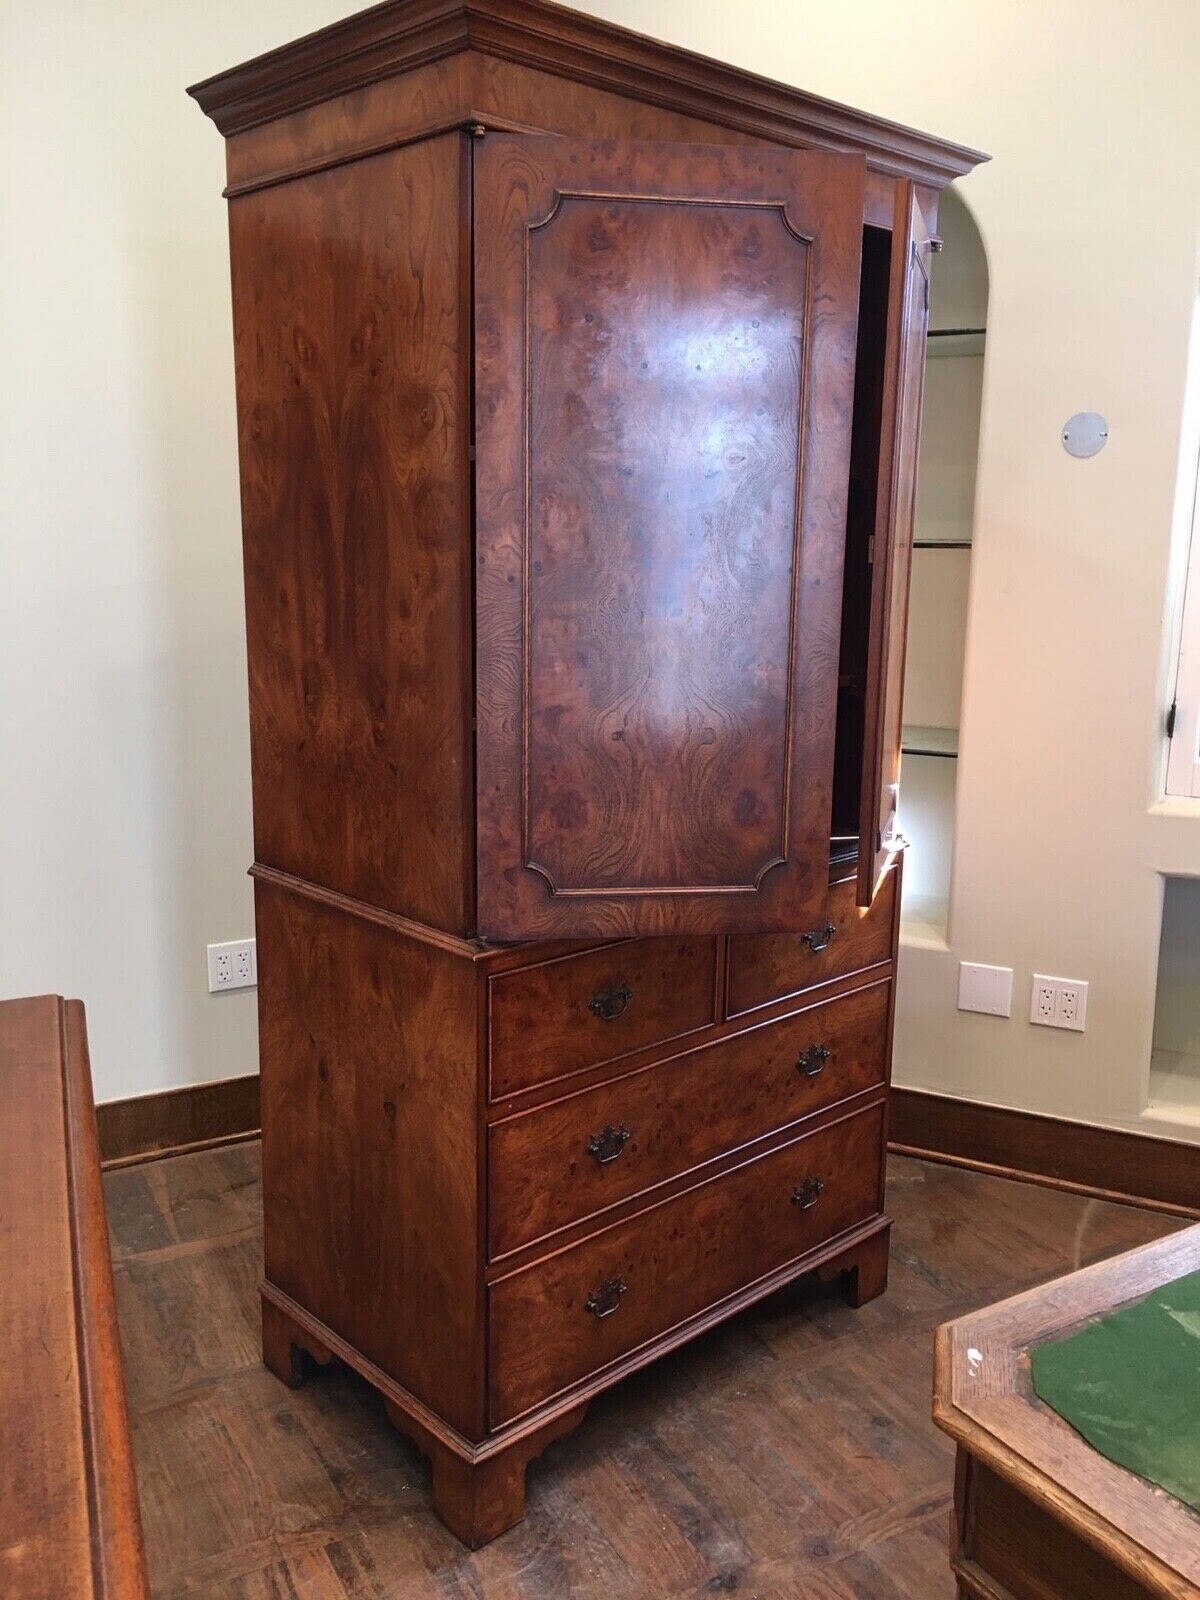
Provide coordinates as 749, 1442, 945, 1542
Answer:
105, 1143, 1180, 1598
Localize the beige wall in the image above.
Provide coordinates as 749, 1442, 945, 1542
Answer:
4, 1, 1200, 1129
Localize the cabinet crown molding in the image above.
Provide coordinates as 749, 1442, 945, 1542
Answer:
187, 0, 987, 185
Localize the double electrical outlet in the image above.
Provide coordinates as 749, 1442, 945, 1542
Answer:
957, 962, 1088, 1031
207, 938, 257, 993
1029, 974, 1088, 1032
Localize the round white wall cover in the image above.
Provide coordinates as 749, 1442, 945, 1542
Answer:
1062, 412, 1109, 458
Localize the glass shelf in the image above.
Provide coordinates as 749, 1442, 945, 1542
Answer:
926, 328, 985, 359
901, 724, 959, 759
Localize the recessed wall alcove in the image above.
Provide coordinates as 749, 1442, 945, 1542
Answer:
898, 189, 988, 944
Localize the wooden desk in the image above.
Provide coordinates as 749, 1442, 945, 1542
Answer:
934, 1227, 1200, 1600
0, 995, 149, 1600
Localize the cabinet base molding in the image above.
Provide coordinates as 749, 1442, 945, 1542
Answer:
260, 1217, 890, 1543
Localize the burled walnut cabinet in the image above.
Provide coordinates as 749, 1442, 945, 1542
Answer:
190, 0, 984, 1547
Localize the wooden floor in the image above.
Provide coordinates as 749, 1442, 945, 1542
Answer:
105, 1143, 1181, 1599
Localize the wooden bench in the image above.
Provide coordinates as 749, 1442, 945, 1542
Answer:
0, 995, 149, 1599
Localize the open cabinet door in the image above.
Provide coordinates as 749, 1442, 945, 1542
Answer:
856, 184, 933, 906
474, 134, 864, 941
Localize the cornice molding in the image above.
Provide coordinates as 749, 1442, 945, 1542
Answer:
187, 0, 987, 186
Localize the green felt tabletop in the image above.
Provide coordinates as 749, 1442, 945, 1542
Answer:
1030, 1268, 1200, 1512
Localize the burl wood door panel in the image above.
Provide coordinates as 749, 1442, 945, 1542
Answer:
474, 135, 865, 940
857, 183, 932, 904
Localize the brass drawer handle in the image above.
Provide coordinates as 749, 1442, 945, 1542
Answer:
790, 1176, 825, 1211
585, 1276, 627, 1319
796, 1044, 830, 1079
589, 980, 632, 1022
801, 921, 836, 954
586, 1124, 631, 1165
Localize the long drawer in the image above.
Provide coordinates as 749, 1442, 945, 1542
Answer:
726, 864, 896, 1018
489, 937, 718, 1100
489, 1103, 884, 1426
489, 979, 890, 1258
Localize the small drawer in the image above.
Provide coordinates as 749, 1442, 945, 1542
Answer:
488, 938, 717, 1100
489, 1103, 883, 1425
726, 865, 896, 1018
489, 979, 889, 1257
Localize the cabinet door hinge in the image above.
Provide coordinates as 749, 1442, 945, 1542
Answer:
867, 534, 875, 565
1166, 699, 1178, 739
468, 444, 477, 462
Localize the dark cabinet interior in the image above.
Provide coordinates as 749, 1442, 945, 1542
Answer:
833, 223, 893, 844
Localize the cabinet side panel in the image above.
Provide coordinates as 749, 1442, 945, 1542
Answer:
229, 134, 473, 932
255, 881, 483, 1438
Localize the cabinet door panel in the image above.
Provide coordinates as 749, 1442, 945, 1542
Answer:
474, 135, 864, 940
857, 184, 932, 904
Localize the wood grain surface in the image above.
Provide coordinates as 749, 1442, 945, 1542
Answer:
187, 0, 987, 192
935, 1227, 1200, 1598
474, 133, 865, 939
727, 856, 897, 1016
489, 1104, 885, 1425
487, 935, 717, 1099
1, 997, 149, 1600
254, 881, 484, 1438
489, 978, 890, 1257
229, 133, 475, 932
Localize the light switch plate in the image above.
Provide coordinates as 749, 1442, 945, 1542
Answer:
958, 962, 1013, 1017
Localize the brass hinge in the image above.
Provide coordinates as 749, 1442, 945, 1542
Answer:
867, 534, 875, 565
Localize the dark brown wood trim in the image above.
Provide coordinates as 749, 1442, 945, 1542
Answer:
187, 0, 987, 185
97, 1074, 260, 1169
220, 108, 546, 199
249, 862, 489, 958
890, 1087, 1200, 1220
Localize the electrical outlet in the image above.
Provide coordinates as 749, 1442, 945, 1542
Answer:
1033, 979, 1057, 1024
1030, 974, 1088, 1032
207, 938, 257, 993
958, 962, 1013, 1017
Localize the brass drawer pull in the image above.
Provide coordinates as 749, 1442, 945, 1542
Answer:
801, 921, 836, 954
589, 980, 632, 1021
585, 1276, 627, 1319
586, 1123, 630, 1165
790, 1176, 825, 1211
796, 1044, 830, 1079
